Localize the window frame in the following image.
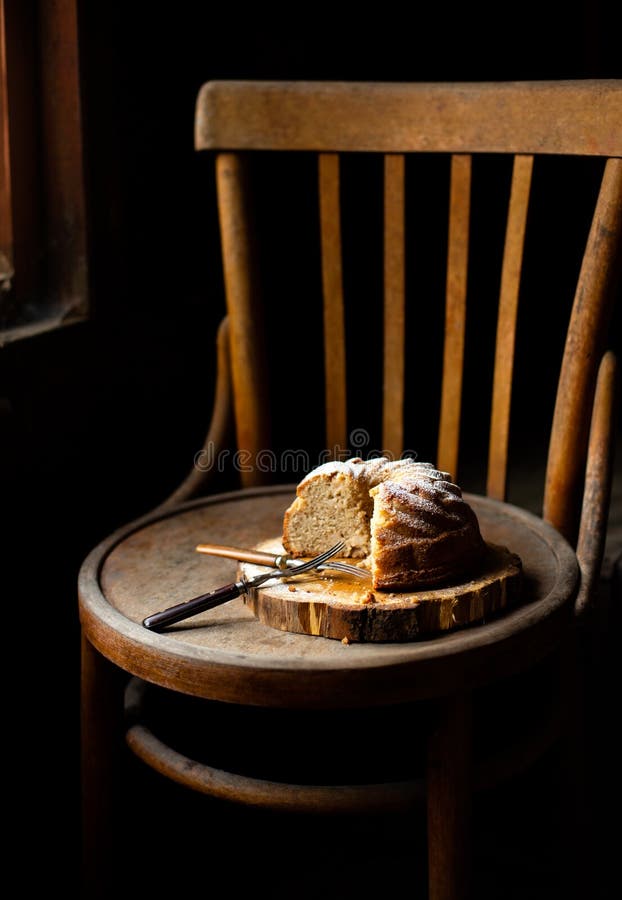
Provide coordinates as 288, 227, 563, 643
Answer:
0, 0, 87, 343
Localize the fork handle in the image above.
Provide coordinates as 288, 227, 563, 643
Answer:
196, 543, 285, 567
142, 581, 244, 632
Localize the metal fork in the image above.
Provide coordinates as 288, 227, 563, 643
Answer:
195, 541, 369, 579
143, 540, 346, 632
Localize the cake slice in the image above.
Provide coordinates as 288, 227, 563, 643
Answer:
283, 457, 485, 590
282, 459, 374, 558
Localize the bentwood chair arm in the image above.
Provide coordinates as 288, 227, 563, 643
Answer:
574, 350, 618, 619
159, 316, 234, 509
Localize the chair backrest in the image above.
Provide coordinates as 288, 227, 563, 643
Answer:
194, 80, 622, 543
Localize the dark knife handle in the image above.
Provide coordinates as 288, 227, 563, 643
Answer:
142, 581, 244, 632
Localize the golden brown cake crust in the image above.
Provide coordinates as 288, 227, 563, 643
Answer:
369, 471, 486, 589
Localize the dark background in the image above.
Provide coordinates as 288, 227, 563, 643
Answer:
1, 3, 620, 896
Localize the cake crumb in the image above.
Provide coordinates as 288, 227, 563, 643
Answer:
288, 585, 297, 592
362, 591, 376, 605
341, 636, 350, 645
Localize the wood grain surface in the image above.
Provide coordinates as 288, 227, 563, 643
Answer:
242, 538, 522, 642
195, 80, 622, 156
79, 486, 577, 707
319, 153, 347, 452
216, 153, 270, 485
382, 153, 405, 458
437, 154, 471, 479
544, 157, 622, 542
487, 154, 534, 501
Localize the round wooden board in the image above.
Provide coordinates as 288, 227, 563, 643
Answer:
242, 538, 522, 642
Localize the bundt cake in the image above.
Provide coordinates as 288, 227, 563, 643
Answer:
282, 457, 486, 590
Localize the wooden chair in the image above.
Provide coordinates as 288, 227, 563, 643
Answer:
80, 81, 621, 899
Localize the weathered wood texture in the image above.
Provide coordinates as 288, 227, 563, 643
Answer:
39, 0, 87, 316
216, 153, 270, 485
196, 81, 622, 156
0, 1, 13, 273
79, 487, 577, 708
81, 633, 126, 900
126, 716, 425, 814
125, 672, 565, 810
319, 152, 347, 452
242, 539, 522, 642
161, 316, 233, 506
1, 0, 39, 304
544, 157, 622, 542
487, 154, 534, 501
201, 80, 621, 522
382, 153, 406, 457
1, 0, 87, 329
438, 154, 471, 479
575, 351, 617, 617
427, 693, 472, 900
80, 79, 622, 900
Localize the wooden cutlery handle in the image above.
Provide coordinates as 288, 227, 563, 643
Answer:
196, 542, 282, 567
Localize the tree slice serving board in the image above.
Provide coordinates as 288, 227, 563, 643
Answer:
241, 538, 522, 642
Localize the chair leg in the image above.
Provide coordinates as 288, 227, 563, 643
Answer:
81, 631, 126, 899
427, 692, 472, 900
559, 634, 590, 900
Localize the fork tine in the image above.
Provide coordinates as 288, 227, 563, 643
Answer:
285, 543, 370, 579
329, 563, 369, 578
250, 540, 346, 590
288, 540, 345, 575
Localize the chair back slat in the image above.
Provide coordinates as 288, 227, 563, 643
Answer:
437, 154, 472, 479
544, 157, 622, 541
487, 154, 534, 501
199, 83, 622, 512
383, 154, 406, 458
216, 152, 270, 485
319, 152, 348, 453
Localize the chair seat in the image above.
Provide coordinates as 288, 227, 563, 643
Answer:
79, 485, 578, 708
